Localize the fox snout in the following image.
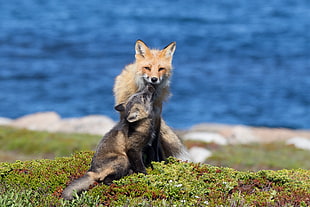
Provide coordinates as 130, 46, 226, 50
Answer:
148, 76, 161, 84
151, 77, 158, 83
143, 74, 162, 85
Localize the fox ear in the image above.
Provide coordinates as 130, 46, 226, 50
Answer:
135, 39, 150, 58
162, 42, 176, 59
114, 104, 125, 112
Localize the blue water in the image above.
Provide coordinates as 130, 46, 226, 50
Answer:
0, 0, 309, 129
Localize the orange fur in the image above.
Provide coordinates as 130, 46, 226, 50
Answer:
114, 40, 176, 110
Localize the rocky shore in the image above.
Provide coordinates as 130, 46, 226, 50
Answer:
1, 111, 310, 162
0, 112, 115, 136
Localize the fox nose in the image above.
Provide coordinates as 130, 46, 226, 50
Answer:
151, 77, 158, 83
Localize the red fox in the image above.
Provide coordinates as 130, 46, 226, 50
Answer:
114, 39, 175, 111
62, 84, 156, 200
113, 40, 191, 162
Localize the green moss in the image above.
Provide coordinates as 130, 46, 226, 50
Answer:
1, 153, 309, 206
0, 126, 309, 205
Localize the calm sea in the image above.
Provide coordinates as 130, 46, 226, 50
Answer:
0, 0, 309, 129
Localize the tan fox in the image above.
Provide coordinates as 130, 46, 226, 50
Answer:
62, 84, 156, 200
113, 40, 191, 163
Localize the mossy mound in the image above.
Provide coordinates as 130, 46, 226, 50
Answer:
0, 151, 309, 206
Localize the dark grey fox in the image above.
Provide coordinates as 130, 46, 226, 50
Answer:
62, 84, 156, 200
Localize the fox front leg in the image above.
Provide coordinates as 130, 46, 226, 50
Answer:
127, 149, 147, 174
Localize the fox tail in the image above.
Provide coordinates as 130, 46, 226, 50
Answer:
62, 174, 95, 200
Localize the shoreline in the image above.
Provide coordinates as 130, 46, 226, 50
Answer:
1, 111, 310, 163
1, 111, 310, 142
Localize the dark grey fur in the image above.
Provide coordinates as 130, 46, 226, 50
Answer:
62, 84, 156, 200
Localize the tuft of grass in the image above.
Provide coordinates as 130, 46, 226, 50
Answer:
0, 152, 309, 206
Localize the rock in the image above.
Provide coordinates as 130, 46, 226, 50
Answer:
189, 123, 232, 133
286, 137, 310, 151
56, 115, 116, 135
10, 112, 61, 131
0, 117, 13, 125
188, 147, 212, 163
186, 124, 259, 144
8, 112, 116, 136
183, 132, 228, 145
188, 123, 310, 144
251, 127, 310, 143
227, 125, 258, 144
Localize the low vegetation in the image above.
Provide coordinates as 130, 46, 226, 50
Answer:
0, 126, 309, 206
0, 152, 309, 206
184, 140, 310, 171
0, 126, 100, 161
208, 142, 310, 171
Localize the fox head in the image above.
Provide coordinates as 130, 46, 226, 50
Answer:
115, 84, 155, 123
134, 40, 176, 86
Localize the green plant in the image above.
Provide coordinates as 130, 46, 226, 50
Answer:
1, 152, 309, 206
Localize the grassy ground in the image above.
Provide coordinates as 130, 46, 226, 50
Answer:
1, 152, 309, 206
1, 126, 309, 171
207, 142, 310, 171
183, 140, 310, 171
0, 126, 309, 206
0, 126, 100, 162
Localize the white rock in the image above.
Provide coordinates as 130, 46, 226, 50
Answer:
183, 132, 228, 145
8, 112, 116, 135
57, 115, 116, 135
286, 137, 310, 151
0, 117, 13, 125
228, 125, 258, 144
10, 112, 61, 131
189, 147, 212, 163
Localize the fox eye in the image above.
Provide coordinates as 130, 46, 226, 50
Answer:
158, 67, 165, 72
144, 66, 151, 71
